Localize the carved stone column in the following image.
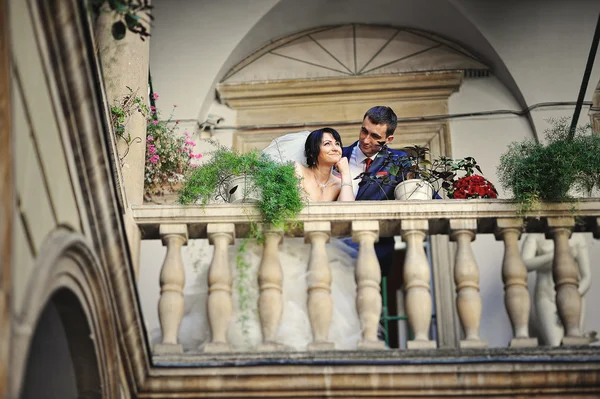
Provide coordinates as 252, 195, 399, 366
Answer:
204, 223, 235, 353
258, 227, 285, 351
95, 10, 151, 279
401, 220, 436, 349
353, 221, 385, 349
547, 217, 587, 345
495, 218, 537, 348
304, 222, 334, 350
154, 224, 187, 354
450, 219, 487, 348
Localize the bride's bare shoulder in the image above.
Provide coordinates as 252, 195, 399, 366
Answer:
294, 162, 308, 177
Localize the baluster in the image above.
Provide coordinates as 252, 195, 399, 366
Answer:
401, 220, 436, 349
305, 222, 334, 350
204, 223, 235, 352
154, 224, 187, 355
257, 226, 285, 351
495, 218, 537, 348
353, 221, 385, 349
450, 219, 487, 348
547, 217, 587, 345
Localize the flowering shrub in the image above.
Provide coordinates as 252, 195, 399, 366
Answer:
144, 93, 202, 198
443, 156, 498, 199
449, 174, 498, 199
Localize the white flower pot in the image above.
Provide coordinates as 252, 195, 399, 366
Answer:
394, 179, 434, 200
226, 175, 261, 203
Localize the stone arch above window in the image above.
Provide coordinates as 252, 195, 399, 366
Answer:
222, 24, 489, 84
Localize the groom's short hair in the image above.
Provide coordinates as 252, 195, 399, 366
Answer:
364, 106, 397, 137
305, 127, 342, 167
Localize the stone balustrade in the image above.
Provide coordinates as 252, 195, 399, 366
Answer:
133, 200, 600, 354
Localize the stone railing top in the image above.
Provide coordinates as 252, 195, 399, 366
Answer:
132, 199, 600, 240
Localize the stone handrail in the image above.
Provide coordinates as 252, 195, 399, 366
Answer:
133, 199, 600, 353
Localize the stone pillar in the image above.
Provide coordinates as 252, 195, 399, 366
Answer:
154, 224, 187, 354
304, 222, 334, 351
450, 219, 487, 349
547, 217, 587, 346
204, 223, 235, 353
495, 218, 537, 348
401, 220, 436, 349
590, 79, 600, 134
95, 9, 150, 278
352, 221, 385, 350
257, 227, 285, 351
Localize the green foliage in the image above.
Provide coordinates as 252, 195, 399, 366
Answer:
234, 239, 253, 345
361, 144, 489, 196
91, 0, 153, 41
109, 87, 149, 165
497, 117, 600, 211
178, 142, 305, 228
110, 88, 200, 198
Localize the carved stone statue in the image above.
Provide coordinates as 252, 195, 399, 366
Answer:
521, 233, 594, 346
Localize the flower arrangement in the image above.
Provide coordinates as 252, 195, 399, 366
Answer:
144, 93, 202, 199
110, 88, 202, 199
360, 144, 497, 199
445, 157, 498, 199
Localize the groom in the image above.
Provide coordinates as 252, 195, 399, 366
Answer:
342, 106, 407, 276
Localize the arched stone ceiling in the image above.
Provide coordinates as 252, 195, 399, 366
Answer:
222, 25, 489, 83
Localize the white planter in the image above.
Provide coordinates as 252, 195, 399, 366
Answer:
226, 175, 261, 203
394, 179, 434, 200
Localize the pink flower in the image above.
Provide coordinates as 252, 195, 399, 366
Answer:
149, 155, 160, 164
152, 120, 159, 125
150, 105, 156, 112
195, 153, 203, 159
147, 135, 154, 141
152, 93, 159, 101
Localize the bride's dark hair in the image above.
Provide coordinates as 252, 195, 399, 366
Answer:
305, 128, 342, 167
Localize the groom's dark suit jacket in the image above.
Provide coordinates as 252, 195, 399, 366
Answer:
342, 141, 409, 276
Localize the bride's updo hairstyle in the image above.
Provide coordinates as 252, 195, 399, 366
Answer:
305, 127, 342, 167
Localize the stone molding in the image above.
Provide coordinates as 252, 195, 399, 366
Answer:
132, 199, 600, 239
218, 72, 463, 109
0, 0, 11, 394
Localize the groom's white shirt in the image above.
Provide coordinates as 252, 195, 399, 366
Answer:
349, 145, 376, 197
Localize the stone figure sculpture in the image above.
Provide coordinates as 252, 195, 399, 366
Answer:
521, 233, 594, 346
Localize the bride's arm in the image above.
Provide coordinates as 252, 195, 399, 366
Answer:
336, 157, 355, 202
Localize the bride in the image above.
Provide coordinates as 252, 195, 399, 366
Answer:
154, 128, 364, 352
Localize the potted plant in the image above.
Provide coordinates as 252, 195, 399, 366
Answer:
389, 145, 454, 200
178, 142, 305, 228
362, 144, 497, 200
497, 117, 600, 212
110, 89, 202, 203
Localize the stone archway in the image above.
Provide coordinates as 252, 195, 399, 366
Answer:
20, 289, 100, 399
9, 229, 121, 398
217, 24, 490, 158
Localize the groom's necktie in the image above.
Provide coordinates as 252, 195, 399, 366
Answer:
364, 158, 373, 172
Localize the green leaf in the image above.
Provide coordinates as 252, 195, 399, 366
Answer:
111, 21, 127, 40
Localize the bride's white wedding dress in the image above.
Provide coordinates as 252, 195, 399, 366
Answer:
151, 132, 363, 352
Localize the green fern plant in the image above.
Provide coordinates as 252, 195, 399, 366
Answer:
178, 141, 305, 228
497, 117, 600, 212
